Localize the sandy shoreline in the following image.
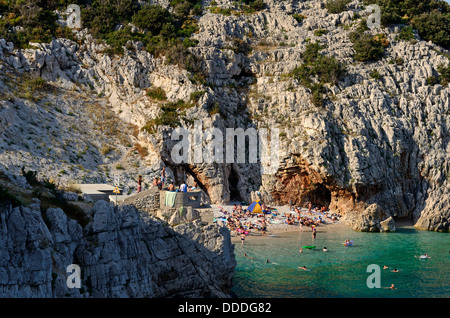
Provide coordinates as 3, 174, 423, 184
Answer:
213, 203, 416, 243
212, 203, 346, 240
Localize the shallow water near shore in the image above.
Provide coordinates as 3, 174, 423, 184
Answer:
231, 224, 449, 298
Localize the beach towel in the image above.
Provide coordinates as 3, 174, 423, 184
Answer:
165, 191, 177, 207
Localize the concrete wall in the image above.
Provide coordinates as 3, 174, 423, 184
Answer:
122, 187, 160, 213
160, 190, 202, 209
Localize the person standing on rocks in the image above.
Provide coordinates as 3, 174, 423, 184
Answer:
161, 167, 166, 188
137, 175, 142, 193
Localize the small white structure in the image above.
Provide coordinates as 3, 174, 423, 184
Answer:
75, 184, 121, 202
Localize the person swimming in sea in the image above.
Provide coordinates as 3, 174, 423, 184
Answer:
244, 253, 255, 259
383, 284, 397, 290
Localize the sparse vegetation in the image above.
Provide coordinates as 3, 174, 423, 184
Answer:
100, 145, 112, 155
291, 41, 346, 107
437, 63, 450, 86
362, 0, 450, 50
369, 69, 381, 80
326, 0, 351, 14
142, 99, 194, 133
396, 26, 415, 42
147, 86, 167, 101
292, 13, 306, 24
313, 29, 329, 37
209, 0, 265, 15
426, 75, 439, 86
0, 0, 77, 49
190, 90, 206, 103
349, 31, 385, 62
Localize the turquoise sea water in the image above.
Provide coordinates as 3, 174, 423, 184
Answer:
232, 225, 449, 298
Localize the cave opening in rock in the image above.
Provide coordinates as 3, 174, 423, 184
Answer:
307, 184, 332, 207
229, 167, 242, 202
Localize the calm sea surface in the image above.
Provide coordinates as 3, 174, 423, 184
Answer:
232, 225, 449, 298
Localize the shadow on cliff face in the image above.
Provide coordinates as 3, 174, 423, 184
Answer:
157, 51, 262, 205
267, 102, 431, 230
0, 199, 236, 298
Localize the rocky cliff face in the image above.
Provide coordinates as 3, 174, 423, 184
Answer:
0, 200, 235, 297
0, 0, 448, 232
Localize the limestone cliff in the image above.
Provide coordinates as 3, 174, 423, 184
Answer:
0, 199, 235, 297
0, 0, 448, 232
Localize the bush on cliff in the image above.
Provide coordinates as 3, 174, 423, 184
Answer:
437, 63, 450, 86
326, 0, 352, 14
291, 41, 346, 107
362, 0, 450, 50
350, 33, 385, 62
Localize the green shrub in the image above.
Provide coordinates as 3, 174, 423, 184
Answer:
369, 69, 381, 80
143, 99, 194, 133
292, 13, 306, 24
394, 57, 404, 65
312, 55, 346, 85
164, 39, 201, 71
437, 63, 450, 86
301, 41, 323, 64
208, 103, 221, 116
245, 0, 265, 12
209, 6, 233, 15
310, 83, 325, 107
326, 0, 351, 14
313, 29, 329, 37
230, 37, 252, 55
171, 0, 200, 18
426, 76, 438, 86
190, 90, 206, 103
147, 87, 167, 101
0, 0, 77, 48
362, 0, 450, 49
396, 26, 415, 41
82, 0, 139, 37
291, 41, 346, 107
293, 42, 346, 86
414, 11, 450, 50
132, 4, 173, 35
291, 63, 314, 87
350, 33, 385, 62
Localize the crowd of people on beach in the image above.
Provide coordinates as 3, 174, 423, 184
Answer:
216, 201, 341, 244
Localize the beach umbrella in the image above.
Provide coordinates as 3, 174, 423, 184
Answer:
247, 200, 263, 214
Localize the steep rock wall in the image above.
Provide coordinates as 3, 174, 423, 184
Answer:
0, 0, 448, 231
0, 200, 235, 297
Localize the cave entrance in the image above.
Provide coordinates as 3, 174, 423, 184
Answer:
307, 184, 331, 208
229, 167, 242, 202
